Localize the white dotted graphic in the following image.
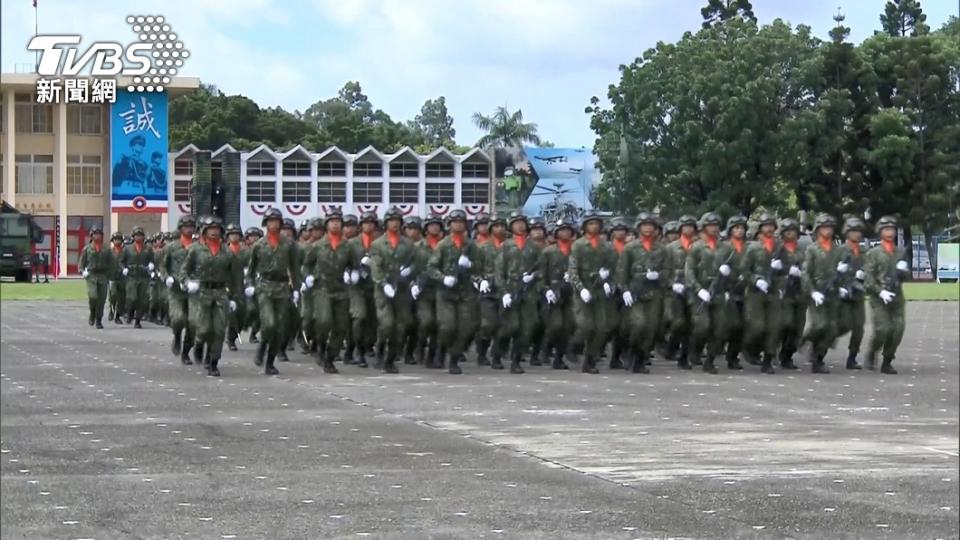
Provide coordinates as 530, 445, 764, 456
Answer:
124, 15, 189, 93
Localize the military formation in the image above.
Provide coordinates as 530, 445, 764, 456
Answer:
78, 208, 911, 377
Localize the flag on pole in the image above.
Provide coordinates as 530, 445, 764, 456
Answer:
33, 0, 37, 8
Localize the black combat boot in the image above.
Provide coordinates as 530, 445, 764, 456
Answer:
207, 355, 221, 377
373, 343, 385, 370
880, 357, 897, 375
609, 354, 624, 370
582, 356, 599, 375
865, 351, 877, 371
760, 353, 775, 374
678, 356, 692, 370
193, 342, 205, 364
383, 349, 399, 374
254, 342, 267, 367
203, 347, 212, 368
727, 351, 744, 370
171, 332, 182, 356
277, 349, 289, 362
691, 355, 703, 366
846, 352, 862, 370
551, 350, 568, 370
631, 353, 650, 374
811, 353, 830, 374
227, 338, 238, 352
780, 353, 798, 370
509, 351, 525, 374
95, 318, 104, 329
476, 339, 490, 366
529, 352, 542, 367
114, 311, 123, 324
322, 354, 339, 374
134, 318, 143, 329
88, 313, 95, 326
490, 355, 504, 370
343, 343, 356, 365
430, 347, 444, 370
264, 354, 279, 376
108, 307, 115, 321
448, 354, 462, 375
702, 356, 719, 374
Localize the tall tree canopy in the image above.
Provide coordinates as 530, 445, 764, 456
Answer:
472, 106, 542, 149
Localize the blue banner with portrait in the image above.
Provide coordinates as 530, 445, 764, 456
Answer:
110, 90, 168, 213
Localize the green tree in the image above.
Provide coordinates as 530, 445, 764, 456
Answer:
880, 0, 929, 37
410, 97, 456, 148
472, 106, 541, 149
700, 0, 756, 28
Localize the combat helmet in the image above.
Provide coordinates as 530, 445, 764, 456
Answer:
261, 207, 283, 227
842, 216, 866, 236
177, 215, 196, 229
634, 211, 659, 229
698, 212, 722, 228
875, 215, 898, 232
778, 218, 800, 235
383, 206, 404, 224
813, 213, 837, 231
404, 216, 423, 230
726, 215, 748, 233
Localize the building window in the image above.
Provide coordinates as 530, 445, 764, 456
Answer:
352, 182, 382, 203
317, 162, 346, 177
212, 160, 222, 183
281, 181, 311, 202
461, 163, 489, 178
282, 160, 311, 177
389, 162, 419, 178
352, 162, 382, 177
317, 182, 346, 203
67, 105, 102, 135
174, 159, 193, 176
15, 154, 54, 194
461, 183, 489, 204
425, 183, 454, 204
15, 94, 53, 134
66, 155, 102, 195
389, 182, 419, 203
246, 180, 276, 202
425, 162, 454, 178
173, 179, 192, 202
246, 160, 276, 177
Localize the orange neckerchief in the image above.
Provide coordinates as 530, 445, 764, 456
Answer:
362, 232, 375, 251
761, 235, 774, 253
492, 236, 504, 249
680, 234, 694, 252
92, 240, 103, 252
475, 233, 489, 245
732, 238, 745, 253
387, 230, 400, 249
641, 236, 655, 252
267, 231, 280, 249
882, 239, 895, 254
451, 232, 465, 249
587, 233, 600, 249
705, 235, 717, 250
134, 239, 144, 254
112, 243, 122, 254
783, 239, 797, 253
818, 237, 833, 252
208, 240, 221, 256
229, 242, 241, 255
427, 235, 441, 250
847, 239, 861, 257
613, 238, 626, 254
327, 233, 342, 251
513, 233, 527, 250
557, 239, 572, 256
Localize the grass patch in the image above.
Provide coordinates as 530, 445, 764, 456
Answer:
902, 282, 959, 301
0, 279, 87, 301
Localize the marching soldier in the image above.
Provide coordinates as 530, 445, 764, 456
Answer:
685, 212, 734, 374
569, 212, 617, 374
665, 215, 698, 368
494, 212, 542, 374
179, 216, 242, 376
427, 209, 482, 374
402, 216, 423, 364
369, 207, 417, 374
616, 212, 671, 373
474, 214, 505, 367
346, 212, 379, 368
527, 217, 549, 365
243, 227, 264, 343
164, 215, 197, 364
119, 226, 155, 328
224, 224, 247, 351
148, 233, 165, 324
607, 217, 630, 370
108, 231, 126, 324
298, 218, 324, 355
836, 217, 867, 370
741, 213, 783, 373
304, 210, 352, 374
663, 221, 680, 244
776, 218, 805, 370
801, 213, 847, 374
342, 213, 361, 363
78, 225, 113, 329
539, 217, 576, 369
276, 218, 300, 362
414, 214, 445, 367
864, 216, 909, 374
721, 215, 748, 371
246, 208, 301, 375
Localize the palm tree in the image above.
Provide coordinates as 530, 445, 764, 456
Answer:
472, 106, 542, 149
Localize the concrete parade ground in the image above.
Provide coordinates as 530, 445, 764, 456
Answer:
1, 300, 957, 539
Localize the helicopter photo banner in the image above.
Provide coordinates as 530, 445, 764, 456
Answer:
520, 147, 598, 221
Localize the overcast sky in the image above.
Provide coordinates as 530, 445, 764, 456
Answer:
2, 0, 955, 149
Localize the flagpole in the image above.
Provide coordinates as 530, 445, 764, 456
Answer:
34, 0, 39, 72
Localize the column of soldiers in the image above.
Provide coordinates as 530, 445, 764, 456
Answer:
78, 208, 911, 377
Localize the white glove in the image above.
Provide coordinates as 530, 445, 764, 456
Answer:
305, 275, 315, 289
400, 265, 412, 278
82, 269, 90, 278
789, 265, 802, 277
622, 291, 634, 307
443, 275, 456, 288
151, 272, 157, 280
228, 300, 237, 312
522, 272, 535, 284
411, 284, 422, 300
186, 280, 200, 294
770, 259, 783, 270
165, 276, 174, 288
603, 282, 613, 297
122, 267, 129, 276
343, 270, 352, 285
811, 291, 825, 306
755, 278, 769, 293
479, 279, 491, 294
545, 289, 557, 304
383, 283, 396, 298
646, 270, 659, 281
457, 255, 472, 269
360, 255, 371, 267
836, 261, 849, 273
598, 267, 610, 280
563, 272, 571, 283
879, 290, 896, 304
579, 288, 592, 303
243, 267, 249, 277
292, 290, 300, 304
502, 293, 513, 309
697, 289, 711, 303
839, 287, 850, 299
244, 286, 255, 298
672, 283, 685, 295
350, 270, 360, 284
896, 260, 909, 272
719, 264, 731, 277
855, 269, 865, 281
299, 283, 307, 293
147, 262, 155, 272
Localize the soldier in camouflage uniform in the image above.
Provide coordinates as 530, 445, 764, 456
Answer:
539, 217, 576, 370
179, 216, 242, 376
776, 218, 805, 370
413, 214, 445, 367
163, 216, 197, 364
616, 212, 671, 373
304, 210, 352, 374
276, 218, 300, 362
243, 227, 264, 343
224, 223, 248, 351
493, 212, 542, 374
297, 218, 324, 355
741, 213, 784, 373
345, 212, 379, 368
342, 213, 361, 363
685, 212, 734, 374
801, 213, 847, 374
607, 217, 631, 370
665, 215, 698, 367
148, 232, 165, 323
569, 212, 617, 374
474, 214, 505, 366
245, 208, 301, 375
369, 207, 417, 374
401, 216, 423, 364
720, 215, 749, 371
108, 231, 126, 324
428, 209, 482, 374
78, 225, 113, 329
119, 226, 155, 328
864, 216, 909, 374
526, 217, 549, 365
663, 221, 680, 244
835, 217, 867, 370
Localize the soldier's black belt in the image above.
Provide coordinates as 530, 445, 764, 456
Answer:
259, 273, 288, 282
201, 281, 226, 289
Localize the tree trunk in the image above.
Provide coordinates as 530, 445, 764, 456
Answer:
901, 223, 914, 278
923, 223, 937, 281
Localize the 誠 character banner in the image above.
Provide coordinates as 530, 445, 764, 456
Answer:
110, 90, 168, 213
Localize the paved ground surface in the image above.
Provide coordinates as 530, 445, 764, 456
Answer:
1, 301, 957, 540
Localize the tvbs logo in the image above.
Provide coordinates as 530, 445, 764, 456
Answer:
27, 15, 189, 89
